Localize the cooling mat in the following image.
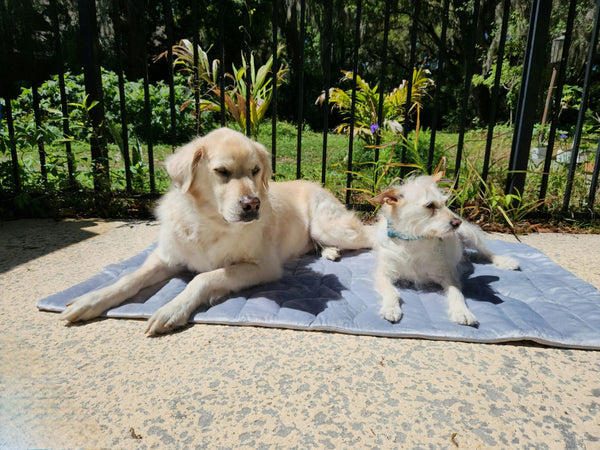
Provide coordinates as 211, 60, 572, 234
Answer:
37, 241, 600, 349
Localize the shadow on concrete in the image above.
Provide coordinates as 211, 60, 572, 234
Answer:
0, 219, 105, 273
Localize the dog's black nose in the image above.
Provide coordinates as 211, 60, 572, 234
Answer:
450, 217, 462, 229
240, 196, 260, 212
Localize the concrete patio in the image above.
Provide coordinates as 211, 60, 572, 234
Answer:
1, 218, 599, 448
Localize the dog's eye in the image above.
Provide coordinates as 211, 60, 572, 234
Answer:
214, 168, 231, 178
252, 167, 260, 176
425, 202, 435, 209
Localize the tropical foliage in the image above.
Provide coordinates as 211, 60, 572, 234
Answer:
160, 39, 289, 139
317, 67, 434, 145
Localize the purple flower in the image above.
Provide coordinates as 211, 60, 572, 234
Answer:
370, 123, 379, 134
560, 134, 567, 139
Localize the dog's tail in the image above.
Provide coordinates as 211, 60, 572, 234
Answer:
309, 189, 375, 251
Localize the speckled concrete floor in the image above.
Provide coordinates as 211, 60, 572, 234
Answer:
1, 219, 600, 449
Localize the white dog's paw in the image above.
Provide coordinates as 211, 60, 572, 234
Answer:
146, 302, 190, 335
492, 254, 519, 271
449, 306, 478, 327
59, 291, 107, 323
380, 303, 403, 323
321, 246, 340, 261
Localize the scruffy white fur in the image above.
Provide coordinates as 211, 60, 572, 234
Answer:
60, 128, 372, 335
370, 172, 519, 326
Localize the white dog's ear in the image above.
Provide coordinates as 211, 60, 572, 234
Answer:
166, 138, 205, 193
432, 171, 444, 183
369, 189, 403, 205
253, 141, 273, 189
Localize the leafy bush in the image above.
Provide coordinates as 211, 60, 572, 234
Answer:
0, 69, 182, 210
2, 69, 198, 150
101, 69, 199, 143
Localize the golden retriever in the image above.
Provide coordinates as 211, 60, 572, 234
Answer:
60, 128, 372, 334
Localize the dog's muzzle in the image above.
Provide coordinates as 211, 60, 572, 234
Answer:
239, 196, 260, 222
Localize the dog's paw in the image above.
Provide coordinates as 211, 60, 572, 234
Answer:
59, 292, 106, 323
146, 302, 190, 336
449, 307, 479, 327
321, 246, 340, 261
492, 254, 519, 271
380, 303, 403, 323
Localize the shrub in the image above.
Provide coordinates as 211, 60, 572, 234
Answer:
2, 69, 198, 149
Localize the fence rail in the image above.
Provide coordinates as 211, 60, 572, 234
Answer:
1, 0, 599, 222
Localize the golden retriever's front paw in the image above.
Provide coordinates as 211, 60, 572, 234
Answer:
146, 303, 190, 335
59, 292, 106, 323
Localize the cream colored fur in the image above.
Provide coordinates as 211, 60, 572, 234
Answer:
60, 128, 372, 335
371, 173, 519, 327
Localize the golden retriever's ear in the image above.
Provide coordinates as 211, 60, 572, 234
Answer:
166, 138, 204, 193
369, 189, 403, 206
253, 141, 273, 189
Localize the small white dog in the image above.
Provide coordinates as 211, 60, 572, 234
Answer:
370, 172, 519, 326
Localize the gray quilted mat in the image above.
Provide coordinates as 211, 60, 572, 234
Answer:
36, 241, 600, 349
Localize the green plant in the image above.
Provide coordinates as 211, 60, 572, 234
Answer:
533, 122, 549, 146
4, 70, 196, 156
219, 48, 289, 139
318, 66, 434, 146
448, 157, 546, 230
162, 39, 289, 139
472, 58, 522, 120
560, 84, 583, 113
0, 99, 64, 156
103, 70, 197, 143
129, 136, 151, 190
331, 82, 446, 207
340, 142, 423, 214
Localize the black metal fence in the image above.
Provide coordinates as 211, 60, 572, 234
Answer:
1, 0, 599, 220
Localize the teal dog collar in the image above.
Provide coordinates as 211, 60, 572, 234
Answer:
386, 220, 424, 241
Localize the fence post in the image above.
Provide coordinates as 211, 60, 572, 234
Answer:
375, 0, 392, 165
427, 0, 449, 174
218, 0, 226, 127
296, 0, 306, 179
539, 0, 576, 205
141, 8, 156, 194
111, 1, 132, 192
345, 0, 362, 204
49, 0, 76, 188
453, 0, 479, 187
32, 84, 48, 191
320, 0, 333, 186
401, 0, 420, 176
589, 135, 600, 211
481, 0, 510, 182
562, 0, 600, 213
162, 0, 177, 151
244, 0, 252, 138
506, 0, 551, 198
77, 0, 109, 192
4, 99, 21, 193
271, 0, 279, 175
192, 0, 201, 135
